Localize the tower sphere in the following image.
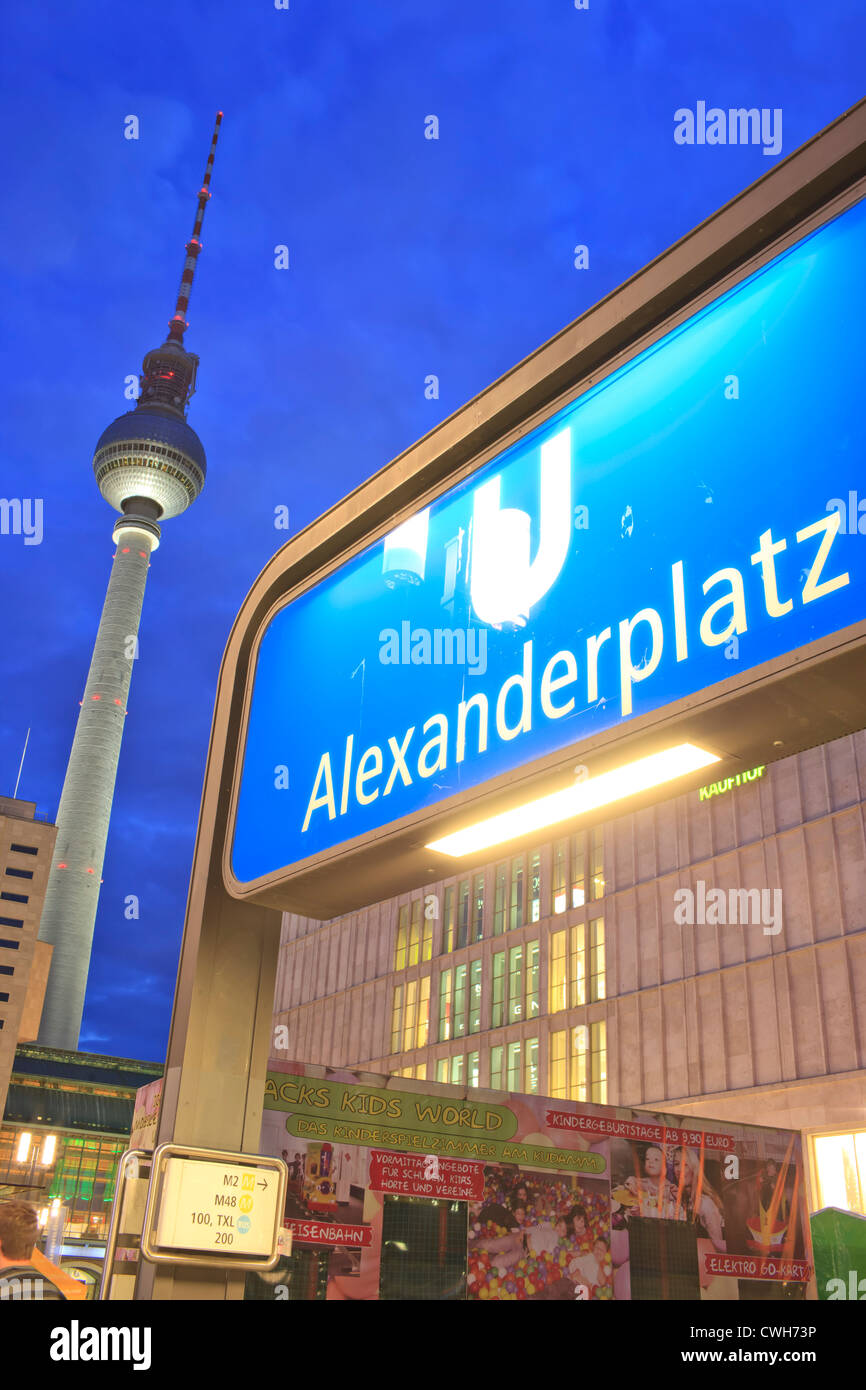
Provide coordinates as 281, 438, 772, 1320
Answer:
93, 408, 207, 520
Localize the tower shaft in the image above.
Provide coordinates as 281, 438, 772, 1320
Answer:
37, 529, 154, 1048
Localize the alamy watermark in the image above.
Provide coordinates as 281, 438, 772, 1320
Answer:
379, 622, 487, 676
0, 497, 42, 545
674, 103, 782, 157
674, 880, 782, 936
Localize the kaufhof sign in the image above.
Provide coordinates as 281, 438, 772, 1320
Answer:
231, 194, 866, 889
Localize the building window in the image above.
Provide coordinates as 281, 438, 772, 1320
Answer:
398, 1064, 427, 1080
417, 976, 431, 1048
524, 1038, 539, 1094
0, 892, 28, 904
572, 924, 587, 1006
590, 917, 605, 1001
468, 960, 482, 1034
552, 839, 567, 914
391, 989, 403, 1050
421, 902, 433, 962
812, 1130, 866, 1217
549, 930, 567, 1013
590, 826, 605, 901
528, 853, 541, 923
549, 1025, 595, 1101
9, 844, 37, 855
507, 1041, 522, 1093
4, 868, 33, 880
572, 833, 587, 907
395, 906, 409, 971
403, 980, 418, 1053
0, 965, 13, 976
491, 952, 505, 1029
453, 964, 468, 1039
436, 1053, 480, 1088
442, 887, 455, 953
457, 880, 470, 949
408, 900, 422, 966
508, 946, 524, 1023
590, 1021, 607, 1103
549, 1030, 567, 1098
526, 941, 540, 1020
552, 832, 593, 913
493, 865, 507, 935
472, 874, 485, 942
509, 855, 525, 930
490, 1045, 504, 1091
548, 922, 602, 1012
0, 939, 20, 951
0, 918, 24, 929
391, 979, 430, 1053
438, 969, 453, 1042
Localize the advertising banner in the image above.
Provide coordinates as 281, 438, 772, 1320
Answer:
249, 1060, 813, 1303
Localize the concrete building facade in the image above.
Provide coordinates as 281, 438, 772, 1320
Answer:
0, 797, 57, 1115
272, 731, 866, 1214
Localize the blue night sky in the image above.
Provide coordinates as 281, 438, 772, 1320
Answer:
0, 2, 862, 1064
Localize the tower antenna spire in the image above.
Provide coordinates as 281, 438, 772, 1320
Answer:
167, 111, 223, 344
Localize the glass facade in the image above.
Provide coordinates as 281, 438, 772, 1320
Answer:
387, 836, 605, 1096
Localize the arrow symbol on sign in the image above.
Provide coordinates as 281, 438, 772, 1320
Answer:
258, 1179, 268, 1189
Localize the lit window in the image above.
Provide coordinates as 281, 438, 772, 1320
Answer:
490, 1045, 504, 1091
457, 880, 470, 950
494, 865, 507, 935
590, 917, 605, 1002
408, 901, 421, 966
472, 874, 485, 942
417, 976, 431, 1049
468, 1052, 480, 1088
421, 901, 433, 962
552, 839, 567, 914
469, 960, 482, 1034
590, 1021, 607, 1103
491, 952, 505, 1029
509, 855, 525, 931
524, 1038, 539, 1094
590, 826, 605, 901
395, 906, 408, 971
442, 886, 455, 953
508, 946, 524, 1023
550, 930, 567, 1014
391, 985, 403, 1053
439, 969, 453, 1042
507, 1042, 522, 1093
454, 964, 468, 1039
403, 980, 418, 1053
529, 853, 541, 923
813, 1131, 866, 1216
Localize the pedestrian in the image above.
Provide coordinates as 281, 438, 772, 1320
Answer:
0, 1201, 67, 1301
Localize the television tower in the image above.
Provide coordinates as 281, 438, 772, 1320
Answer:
37, 114, 223, 1050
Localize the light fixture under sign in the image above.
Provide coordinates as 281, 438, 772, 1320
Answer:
426, 742, 721, 857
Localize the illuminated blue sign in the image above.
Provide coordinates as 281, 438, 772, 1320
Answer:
232, 196, 866, 883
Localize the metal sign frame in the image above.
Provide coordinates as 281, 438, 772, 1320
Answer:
224, 166, 866, 920
140, 1143, 288, 1272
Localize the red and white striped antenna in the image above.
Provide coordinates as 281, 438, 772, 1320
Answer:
167, 111, 223, 343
